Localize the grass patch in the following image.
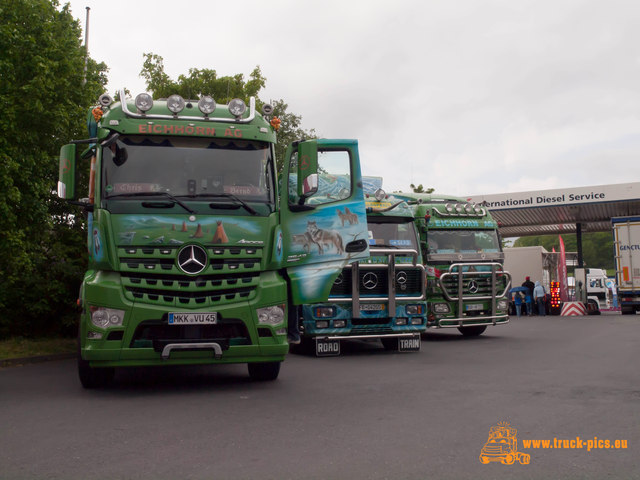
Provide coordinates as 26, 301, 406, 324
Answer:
0, 337, 76, 360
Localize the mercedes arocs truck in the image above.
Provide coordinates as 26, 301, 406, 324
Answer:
58, 91, 369, 386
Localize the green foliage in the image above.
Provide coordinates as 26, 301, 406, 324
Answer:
513, 232, 614, 270
0, 0, 108, 338
139, 53, 315, 172
271, 99, 316, 172
410, 183, 434, 194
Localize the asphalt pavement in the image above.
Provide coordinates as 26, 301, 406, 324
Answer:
1, 312, 638, 480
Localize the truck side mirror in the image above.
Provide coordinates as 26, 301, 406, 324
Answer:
297, 141, 318, 201
58, 144, 77, 200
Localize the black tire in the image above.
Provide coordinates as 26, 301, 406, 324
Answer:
587, 301, 601, 315
247, 362, 281, 381
77, 339, 115, 389
380, 337, 399, 351
458, 325, 487, 336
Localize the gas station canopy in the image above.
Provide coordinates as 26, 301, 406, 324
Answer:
467, 182, 640, 238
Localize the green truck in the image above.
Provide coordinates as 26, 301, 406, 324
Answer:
58, 90, 369, 387
297, 184, 427, 356
395, 193, 511, 335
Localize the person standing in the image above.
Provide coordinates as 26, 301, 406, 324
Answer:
514, 292, 523, 317
522, 276, 535, 297
522, 276, 536, 314
533, 281, 546, 316
524, 289, 533, 316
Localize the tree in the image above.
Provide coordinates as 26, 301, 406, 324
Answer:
513, 232, 614, 271
0, 0, 108, 337
139, 53, 315, 171
410, 184, 434, 194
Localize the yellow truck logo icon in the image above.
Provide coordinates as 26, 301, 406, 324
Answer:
479, 422, 531, 465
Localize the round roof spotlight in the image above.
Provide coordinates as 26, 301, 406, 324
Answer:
198, 96, 216, 115
98, 94, 113, 107
374, 188, 386, 202
475, 206, 483, 214
167, 94, 185, 114
262, 103, 274, 116
228, 98, 247, 117
445, 203, 454, 212
465, 203, 474, 213
135, 93, 154, 112
455, 203, 464, 213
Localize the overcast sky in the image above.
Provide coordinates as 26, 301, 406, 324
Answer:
65, 0, 640, 197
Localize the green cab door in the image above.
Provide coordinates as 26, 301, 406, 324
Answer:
280, 139, 369, 305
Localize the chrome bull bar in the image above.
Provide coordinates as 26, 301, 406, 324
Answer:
328, 248, 425, 317
438, 262, 512, 327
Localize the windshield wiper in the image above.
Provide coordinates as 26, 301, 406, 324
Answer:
182, 193, 259, 216
106, 192, 196, 214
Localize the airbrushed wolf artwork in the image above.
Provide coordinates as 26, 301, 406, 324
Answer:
58, 90, 370, 387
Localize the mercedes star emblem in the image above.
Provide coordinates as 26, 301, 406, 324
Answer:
362, 272, 379, 290
467, 280, 479, 294
177, 245, 208, 274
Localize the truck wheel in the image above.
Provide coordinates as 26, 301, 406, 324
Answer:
248, 362, 281, 381
587, 300, 601, 315
458, 325, 487, 336
77, 340, 114, 389
381, 337, 399, 351
503, 453, 516, 465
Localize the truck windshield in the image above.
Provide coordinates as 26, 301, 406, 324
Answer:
102, 135, 273, 204
427, 230, 500, 254
368, 220, 419, 249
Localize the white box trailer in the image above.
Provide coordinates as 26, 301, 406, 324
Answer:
612, 216, 640, 314
503, 246, 550, 290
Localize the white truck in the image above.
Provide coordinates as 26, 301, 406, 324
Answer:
612, 216, 640, 315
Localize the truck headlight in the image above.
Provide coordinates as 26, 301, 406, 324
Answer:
497, 299, 509, 310
406, 305, 423, 315
90, 306, 124, 329
314, 306, 336, 318
395, 317, 408, 326
334, 320, 347, 328
257, 305, 285, 326
432, 303, 450, 314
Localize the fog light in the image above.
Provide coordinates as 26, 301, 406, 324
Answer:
433, 303, 450, 314
406, 305, 423, 315
395, 317, 408, 326
228, 98, 246, 117
316, 320, 329, 329
167, 94, 185, 114
275, 328, 287, 335
87, 331, 103, 340
410, 318, 423, 325
334, 320, 347, 328
135, 93, 153, 112
497, 299, 509, 310
90, 306, 124, 329
198, 95, 216, 114
257, 304, 285, 326
314, 306, 336, 318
